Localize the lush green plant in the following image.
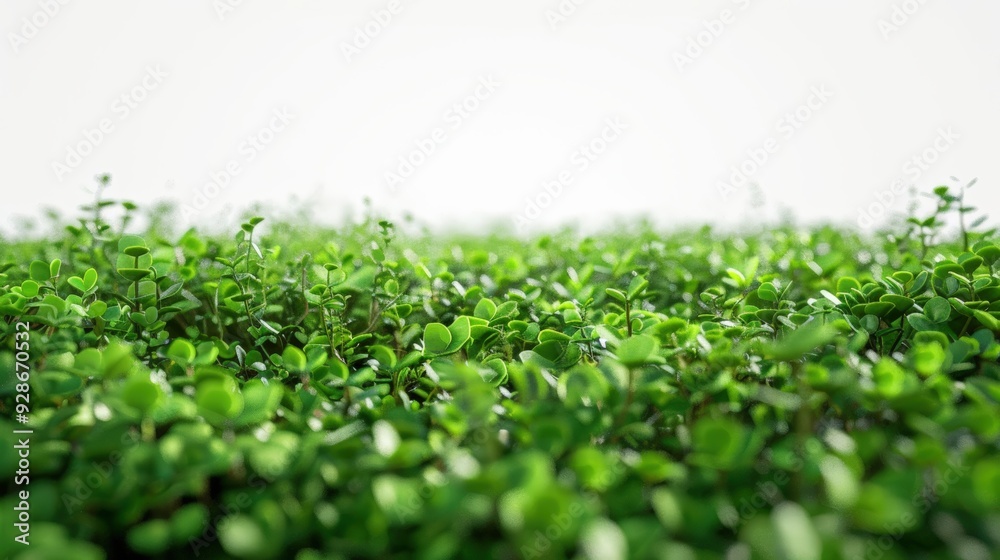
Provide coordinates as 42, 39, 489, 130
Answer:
1, 182, 999, 559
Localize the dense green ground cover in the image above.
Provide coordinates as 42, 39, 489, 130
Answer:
2, 184, 1000, 559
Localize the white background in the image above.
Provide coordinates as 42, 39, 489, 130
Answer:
1, 0, 998, 237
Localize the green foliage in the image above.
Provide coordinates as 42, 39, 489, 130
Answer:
1, 186, 999, 559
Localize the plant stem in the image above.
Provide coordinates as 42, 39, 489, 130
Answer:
246, 230, 254, 274
958, 315, 972, 339
889, 323, 908, 355
133, 255, 141, 312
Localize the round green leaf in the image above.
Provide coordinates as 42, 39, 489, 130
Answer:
924, 297, 951, 323
282, 346, 308, 372
166, 339, 197, 365
122, 377, 162, 413
20, 280, 39, 298
29, 260, 50, 282
616, 334, 659, 368
907, 313, 937, 332
118, 268, 151, 282
123, 245, 150, 258
423, 323, 452, 356
196, 381, 243, 419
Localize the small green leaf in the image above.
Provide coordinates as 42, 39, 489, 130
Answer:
757, 282, 779, 302
196, 381, 243, 419
446, 316, 472, 353
605, 288, 627, 303
20, 280, 39, 298
122, 376, 162, 414
880, 294, 914, 313
538, 329, 572, 343
474, 298, 497, 320
118, 268, 151, 282
960, 255, 985, 274
907, 313, 937, 332
167, 339, 197, 365
118, 235, 147, 252
87, 300, 108, 318
83, 267, 98, 289
924, 297, 951, 323
283, 346, 308, 372
66, 276, 86, 292
383, 278, 399, 296
763, 324, 838, 361
123, 245, 150, 258
627, 275, 649, 300
973, 310, 1000, 333
837, 277, 862, 293
864, 302, 894, 317
860, 314, 879, 333
423, 323, 452, 356
975, 245, 1000, 266
909, 271, 930, 295
616, 334, 659, 368
29, 260, 50, 282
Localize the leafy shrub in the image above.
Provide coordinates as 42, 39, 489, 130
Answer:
1, 181, 999, 559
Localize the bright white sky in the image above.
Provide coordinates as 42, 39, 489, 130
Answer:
2, 1, 998, 237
